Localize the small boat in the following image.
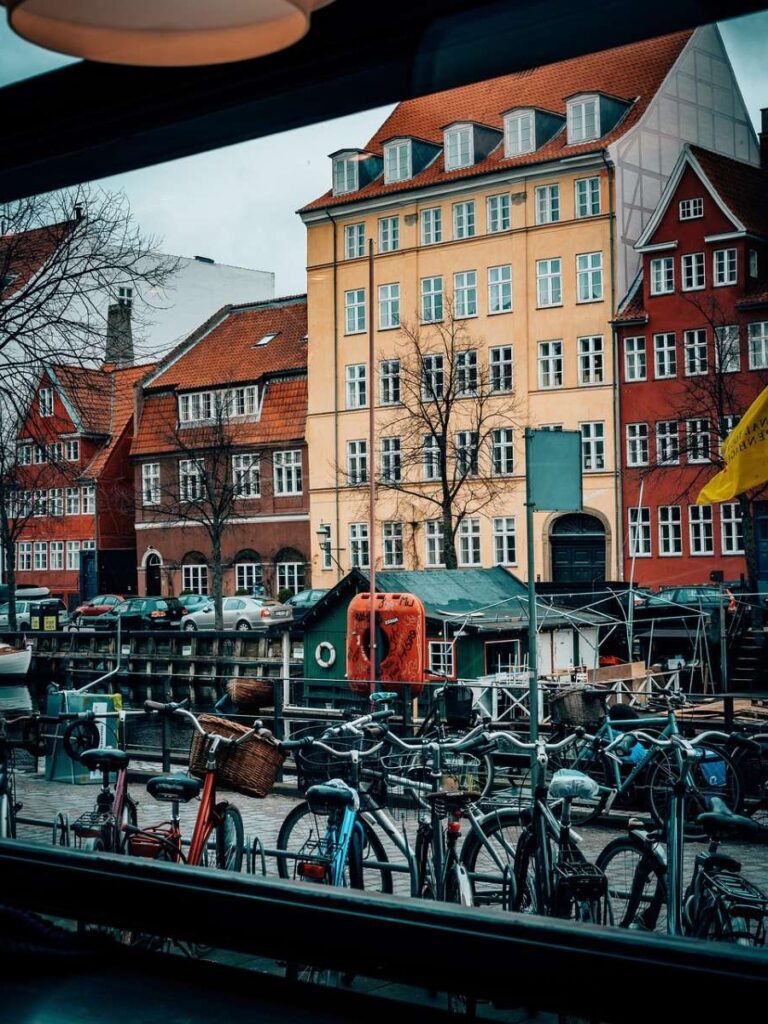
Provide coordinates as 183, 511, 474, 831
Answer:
0, 642, 32, 679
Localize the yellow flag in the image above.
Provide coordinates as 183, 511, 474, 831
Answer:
697, 387, 768, 504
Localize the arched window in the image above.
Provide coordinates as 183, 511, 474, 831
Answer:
181, 551, 209, 594
274, 547, 306, 595
233, 549, 263, 594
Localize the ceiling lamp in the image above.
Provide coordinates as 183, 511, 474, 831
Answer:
3, 0, 335, 66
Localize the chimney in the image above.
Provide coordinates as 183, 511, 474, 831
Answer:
761, 108, 768, 171
105, 302, 133, 367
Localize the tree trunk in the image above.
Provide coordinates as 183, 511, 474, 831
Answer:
738, 494, 757, 592
442, 506, 458, 569
1, 522, 18, 632
211, 528, 224, 630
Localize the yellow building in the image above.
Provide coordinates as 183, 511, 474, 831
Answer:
299, 28, 755, 585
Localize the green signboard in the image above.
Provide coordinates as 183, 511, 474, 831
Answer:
527, 429, 583, 512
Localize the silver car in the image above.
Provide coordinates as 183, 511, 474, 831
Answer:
0, 599, 71, 631
181, 596, 293, 631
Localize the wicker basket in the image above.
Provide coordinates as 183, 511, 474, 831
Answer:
188, 715, 285, 798
549, 686, 607, 731
226, 676, 274, 709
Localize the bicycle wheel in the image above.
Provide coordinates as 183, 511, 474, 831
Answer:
596, 835, 667, 932
52, 812, 70, 847
647, 745, 741, 839
733, 737, 768, 828
62, 719, 100, 763
460, 808, 522, 909
276, 801, 393, 893
215, 802, 245, 872
117, 797, 138, 853
0, 794, 15, 840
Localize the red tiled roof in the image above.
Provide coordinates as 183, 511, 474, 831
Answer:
148, 296, 307, 391
613, 273, 647, 323
689, 146, 768, 236
300, 31, 692, 213
84, 363, 156, 477
50, 364, 114, 434
0, 220, 74, 299
737, 282, 768, 309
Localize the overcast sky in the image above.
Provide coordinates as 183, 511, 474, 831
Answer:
2, 12, 766, 296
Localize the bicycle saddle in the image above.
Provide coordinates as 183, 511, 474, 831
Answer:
146, 774, 201, 803
79, 748, 130, 773
306, 779, 359, 809
549, 769, 601, 801
697, 797, 760, 838
370, 691, 398, 704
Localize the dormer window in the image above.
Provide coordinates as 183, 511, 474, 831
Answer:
384, 139, 412, 184
332, 153, 359, 196
567, 96, 599, 144
444, 125, 473, 170
504, 111, 534, 157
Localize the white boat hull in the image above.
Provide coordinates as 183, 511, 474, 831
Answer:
0, 645, 32, 678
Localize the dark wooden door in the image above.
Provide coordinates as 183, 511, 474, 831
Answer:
146, 556, 161, 596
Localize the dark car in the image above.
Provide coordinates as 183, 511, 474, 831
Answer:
94, 596, 184, 631
178, 594, 211, 615
645, 586, 733, 612
285, 588, 329, 625
72, 594, 125, 627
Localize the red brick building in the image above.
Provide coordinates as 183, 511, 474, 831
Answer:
615, 142, 768, 588
131, 295, 311, 599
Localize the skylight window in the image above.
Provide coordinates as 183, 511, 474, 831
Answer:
256, 332, 279, 347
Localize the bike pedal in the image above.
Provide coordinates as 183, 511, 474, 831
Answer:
13, 802, 23, 813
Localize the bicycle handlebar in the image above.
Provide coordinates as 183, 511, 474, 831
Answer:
382, 722, 489, 755
144, 699, 264, 746
603, 728, 731, 755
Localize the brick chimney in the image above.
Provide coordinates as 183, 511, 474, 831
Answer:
761, 108, 768, 170
105, 302, 133, 366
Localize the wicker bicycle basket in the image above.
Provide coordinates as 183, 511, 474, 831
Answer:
549, 686, 607, 731
225, 677, 274, 709
188, 715, 285, 798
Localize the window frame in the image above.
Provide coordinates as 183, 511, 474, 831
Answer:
538, 339, 563, 389
487, 264, 512, 314
658, 505, 682, 556
420, 207, 442, 246
653, 333, 677, 379
378, 215, 400, 253
683, 328, 708, 376
504, 110, 534, 157
580, 421, 606, 472
576, 251, 604, 303
713, 247, 737, 287
345, 363, 367, 409
344, 222, 365, 260
379, 359, 401, 405
578, 335, 604, 385
487, 193, 511, 233
273, 449, 303, 496
536, 258, 562, 308
444, 125, 474, 170
681, 252, 705, 292
650, 257, 674, 296
628, 507, 651, 558
383, 139, 411, 183
493, 516, 517, 566
535, 183, 560, 225
689, 504, 714, 556
575, 176, 601, 218
624, 336, 647, 382
626, 422, 649, 467
349, 522, 370, 569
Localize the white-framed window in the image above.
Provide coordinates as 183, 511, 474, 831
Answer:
425, 520, 445, 567
49, 441, 63, 463
82, 538, 95, 552
273, 449, 303, 495
49, 488, 63, 517
379, 359, 401, 405
536, 258, 562, 307
748, 322, 768, 369
491, 428, 514, 476
17, 542, 32, 572
117, 285, 133, 310
66, 440, 80, 462
679, 197, 703, 220
750, 249, 759, 278
721, 502, 744, 555
490, 345, 514, 392
428, 640, 454, 677
82, 485, 96, 514
458, 518, 481, 566
50, 540, 64, 570
14, 491, 32, 519
453, 200, 476, 239
344, 222, 365, 260
423, 434, 441, 481
576, 251, 603, 302
581, 422, 605, 471
182, 564, 209, 594
65, 540, 80, 571
332, 154, 358, 195
714, 248, 737, 286
227, 385, 258, 417
454, 271, 478, 318
235, 561, 263, 593
232, 453, 260, 498
420, 207, 442, 245
346, 440, 368, 485
179, 459, 204, 501
684, 329, 708, 375
493, 517, 517, 566
715, 325, 740, 373
33, 489, 47, 516
624, 337, 647, 382
142, 463, 160, 505
276, 561, 305, 595
33, 541, 48, 571
421, 354, 444, 399
421, 276, 444, 323
488, 265, 512, 314
349, 523, 370, 568
682, 252, 705, 291
535, 184, 560, 224
658, 506, 682, 556
538, 340, 563, 389
626, 423, 649, 466
17, 444, 31, 466
650, 257, 674, 296
378, 216, 399, 253
628, 507, 651, 557
504, 110, 534, 156
39, 387, 53, 417
487, 194, 511, 233
382, 522, 404, 568
456, 431, 479, 477
654, 333, 677, 378
578, 335, 604, 385
567, 96, 599, 143
384, 139, 411, 183
33, 444, 47, 465
66, 487, 80, 516
575, 176, 601, 217
345, 363, 367, 409
719, 414, 740, 455
656, 420, 680, 465
380, 437, 402, 483
455, 350, 478, 396
379, 283, 401, 328
178, 391, 213, 424
689, 505, 714, 555
344, 288, 366, 334
687, 419, 711, 464
444, 125, 473, 170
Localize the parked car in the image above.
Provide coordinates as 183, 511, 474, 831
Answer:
71, 594, 124, 627
178, 594, 211, 614
181, 596, 293, 631
0, 599, 70, 631
645, 586, 734, 612
94, 596, 185, 631
285, 588, 329, 624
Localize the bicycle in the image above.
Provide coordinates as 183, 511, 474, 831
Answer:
414, 684, 495, 799
597, 728, 768, 945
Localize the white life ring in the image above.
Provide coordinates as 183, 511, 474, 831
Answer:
315, 641, 336, 669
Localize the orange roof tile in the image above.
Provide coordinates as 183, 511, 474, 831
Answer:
301, 31, 692, 213
84, 363, 156, 477
613, 273, 647, 323
0, 220, 74, 299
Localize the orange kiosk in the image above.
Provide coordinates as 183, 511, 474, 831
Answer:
346, 592, 426, 696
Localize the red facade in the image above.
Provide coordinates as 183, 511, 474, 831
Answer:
616, 146, 768, 588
